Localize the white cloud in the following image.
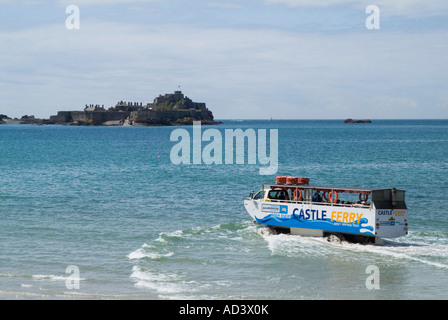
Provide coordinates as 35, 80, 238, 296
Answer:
207, 2, 242, 10
265, 0, 352, 8
1, 16, 447, 119
0, 0, 447, 119
57, 0, 161, 6
265, 0, 448, 17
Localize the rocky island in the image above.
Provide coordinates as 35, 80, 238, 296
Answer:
344, 118, 371, 123
50, 91, 220, 126
0, 114, 7, 124
2, 91, 220, 126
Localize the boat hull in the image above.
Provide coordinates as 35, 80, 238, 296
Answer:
244, 199, 408, 242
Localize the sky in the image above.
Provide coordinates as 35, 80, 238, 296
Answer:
0, 0, 447, 119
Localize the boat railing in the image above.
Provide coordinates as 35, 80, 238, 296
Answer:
264, 198, 371, 208
262, 184, 372, 209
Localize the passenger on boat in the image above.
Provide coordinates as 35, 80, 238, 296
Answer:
312, 190, 322, 202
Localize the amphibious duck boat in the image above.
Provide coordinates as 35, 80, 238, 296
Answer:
244, 176, 408, 244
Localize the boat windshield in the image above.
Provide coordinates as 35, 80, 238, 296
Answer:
253, 190, 265, 200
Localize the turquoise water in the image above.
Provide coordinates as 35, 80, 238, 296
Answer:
0, 120, 447, 299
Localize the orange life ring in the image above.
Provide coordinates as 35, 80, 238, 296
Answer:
293, 189, 302, 201
329, 191, 338, 203
359, 193, 369, 202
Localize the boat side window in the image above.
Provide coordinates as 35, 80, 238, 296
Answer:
268, 190, 279, 200
268, 189, 288, 201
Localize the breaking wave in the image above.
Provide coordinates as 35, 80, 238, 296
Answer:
127, 221, 258, 299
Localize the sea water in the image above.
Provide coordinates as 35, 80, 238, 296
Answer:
0, 120, 447, 299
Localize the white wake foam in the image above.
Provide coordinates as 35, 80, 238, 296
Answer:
260, 230, 448, 269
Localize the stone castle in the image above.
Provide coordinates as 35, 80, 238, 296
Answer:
48, 91, 219, 126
